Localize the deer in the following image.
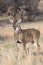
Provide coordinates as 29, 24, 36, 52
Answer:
13, 21, 40, 53
7, 7, 40, 54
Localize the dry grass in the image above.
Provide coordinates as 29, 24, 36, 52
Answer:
0, 16, 9, 20
0, 20, 43, 65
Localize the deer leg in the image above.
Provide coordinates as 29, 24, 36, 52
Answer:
37, 41, 40, 51
34, 39, 40, 54
16, 43, 19, 51
23, 43, 27, 54
35, 38, 40, 51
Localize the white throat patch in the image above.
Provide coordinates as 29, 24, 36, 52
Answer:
16, 27, 19, 31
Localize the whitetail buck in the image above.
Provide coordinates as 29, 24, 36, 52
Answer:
13, 21, 40, 54
7, 6, 40, 54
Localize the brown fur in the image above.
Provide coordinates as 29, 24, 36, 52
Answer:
14, 24, 40, 53
7, 7, 40, 53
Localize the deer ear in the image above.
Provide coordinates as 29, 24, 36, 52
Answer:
9, 19, 13, 23
17, 19, 22, 23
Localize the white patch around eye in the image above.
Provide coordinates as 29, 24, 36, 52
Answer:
18, 19, 22, 23
34, 42, 37, 47
9, 19, 13, 23
16, 27, 19, 31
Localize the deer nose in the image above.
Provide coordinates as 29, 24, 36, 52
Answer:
13, 25, 16, 30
